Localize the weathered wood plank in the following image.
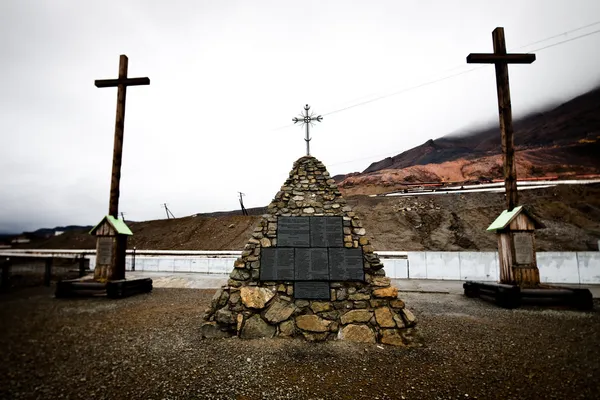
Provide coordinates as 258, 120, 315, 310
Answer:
94, 77, 150, 88
466, 53, 536, 64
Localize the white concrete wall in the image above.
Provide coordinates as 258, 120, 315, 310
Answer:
4, 249, 598, 284
124, 255, 237, 275
108, 251, 600, 284
457, 252, 499, 281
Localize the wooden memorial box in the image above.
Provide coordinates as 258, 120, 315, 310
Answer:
487, 206, 545, 287
90, 215, 133, 281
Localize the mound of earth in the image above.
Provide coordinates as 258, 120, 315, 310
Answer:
17, 184, 600, 252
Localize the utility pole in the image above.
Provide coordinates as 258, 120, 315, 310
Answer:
238, 192, 248, 216
162, 203, 175, 219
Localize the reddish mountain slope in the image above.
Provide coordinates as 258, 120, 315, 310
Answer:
336, 87, 600, 193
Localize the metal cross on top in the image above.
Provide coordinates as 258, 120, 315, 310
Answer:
467, 27, 536, 211
292, 104, 323, 156
95, 55, 150, 218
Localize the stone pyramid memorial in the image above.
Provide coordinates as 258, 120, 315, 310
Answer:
202, 156, 419, 346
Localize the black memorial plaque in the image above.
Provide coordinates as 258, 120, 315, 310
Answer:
310, 216, 343, 247
277, 217, 310, 247
329, 248, 364, 281
295, 248, 329, 280
294, 281, 330, 300
260, 248, 295, 280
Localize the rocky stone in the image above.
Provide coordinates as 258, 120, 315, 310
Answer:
380, 329, 406, 346
348, 293, 370, 301
340, 310, 373, 324
295, 315, 332, 332
303, 207, 315, 214
369, 276, 391, 287
369, 299, 387, 308
373, 286, 399, 299
390, 299, 405, 309
393, 314, 405, 328
359, 237, 369, 245
264, 300, 296, 324
401, 308, 417, 326
310, 301, 332, 313
338, 324, 376, 343
374, 307, 396, 328
353, 227, 366, 236
336, 288, 348, 301
320, 310, 340, 320
215, 308, 235, 325
230, 269, 251, 281
211, 289, 229, 309
240, 315, 276, 339
278, 320, 295, 336
201, 322, 233, 339
229, 291, 241, 305
353, 301, 369, 309
260, 238, 271, 247
241, 287, 275, 309
295, 300, 309, 308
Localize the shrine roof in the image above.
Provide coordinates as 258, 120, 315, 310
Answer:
487, 206, 544, 232
89, 215, 133, 236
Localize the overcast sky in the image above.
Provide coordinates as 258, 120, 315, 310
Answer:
1, 0, 599, 233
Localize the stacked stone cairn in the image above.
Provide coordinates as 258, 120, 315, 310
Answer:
202, 156, 419, 346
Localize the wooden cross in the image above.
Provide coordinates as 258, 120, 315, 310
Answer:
292, 104, 323, 156
95, 55, 150, 218
467, 27, 535, 211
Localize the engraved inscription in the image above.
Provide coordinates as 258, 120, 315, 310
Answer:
260, 248, 295, 280
294, 281, 330, 300
278, 217, 310, 247
295, 248, 329, 280
310, 217, 343, 247
97, 237, 113, 265
329, 248, 364, 281
514, 232, 534, 265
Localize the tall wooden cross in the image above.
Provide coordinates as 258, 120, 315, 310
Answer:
467, 27, 535, 211
93, 55, 149, 282
292, 104, 323, 156
95, 55, 150, 218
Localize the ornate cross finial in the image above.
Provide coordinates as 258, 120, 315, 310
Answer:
292, 104, 323, 156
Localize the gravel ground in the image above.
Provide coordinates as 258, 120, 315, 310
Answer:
1, 287, 599, 400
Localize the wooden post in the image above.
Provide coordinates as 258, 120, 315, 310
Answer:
467, 27, 535, 211
109, 55, 128, 218
492, 29, 517, 211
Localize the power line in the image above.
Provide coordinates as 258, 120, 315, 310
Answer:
272, 20, 600, 129
323, 26, 600, 170
527, 28, 600, 52
323, 26, 600, 118
512, 21, 600, 51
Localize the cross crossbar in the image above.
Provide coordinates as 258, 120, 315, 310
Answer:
467, 53, 536, 64
95, 77, 151, 88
